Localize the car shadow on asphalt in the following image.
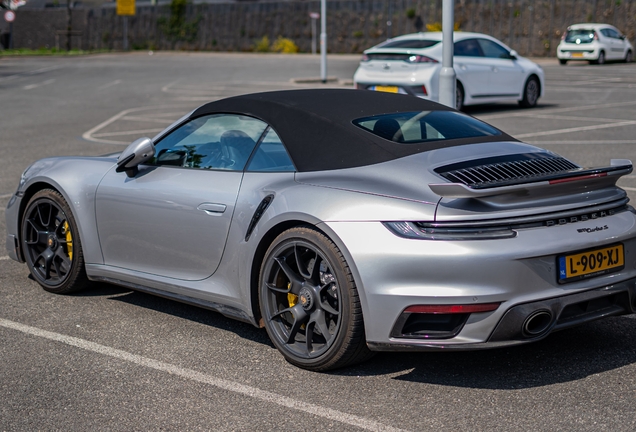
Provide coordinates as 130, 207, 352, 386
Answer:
91, 282, 275, 348
338, 317, 636, 389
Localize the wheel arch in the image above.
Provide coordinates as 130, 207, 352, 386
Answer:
248, 219, 365, 329
15, 181, 65, 261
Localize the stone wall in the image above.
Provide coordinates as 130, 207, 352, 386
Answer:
6, 0, 636, 56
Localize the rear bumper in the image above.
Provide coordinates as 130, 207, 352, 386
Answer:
368, 277, 636, 351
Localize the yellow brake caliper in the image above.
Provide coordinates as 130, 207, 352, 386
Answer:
62, 221, 73, 261
287, 282, 297, 307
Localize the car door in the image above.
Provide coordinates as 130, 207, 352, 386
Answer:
476, 38, 525, 98
95, 113, 267, 281
607, 28, 627, 60
453, 38, 492, 100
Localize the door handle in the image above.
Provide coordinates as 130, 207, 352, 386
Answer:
491, 67, 498, 72
197, 203, 227, 215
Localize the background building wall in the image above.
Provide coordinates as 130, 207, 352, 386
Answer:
6, 0, 636, 56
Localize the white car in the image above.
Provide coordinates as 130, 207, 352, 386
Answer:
557, 23, 633, 65
353, 32, 545, 110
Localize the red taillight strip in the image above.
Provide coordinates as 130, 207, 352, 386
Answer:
404, 303, 501, 314
549, 173, 607, 185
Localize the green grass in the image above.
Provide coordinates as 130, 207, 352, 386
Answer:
0, 48, 112, 56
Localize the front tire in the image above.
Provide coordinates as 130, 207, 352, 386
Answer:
625, 50, 633, 63
259, 227, 372, 371
518, 76, 540, 108
21, 189, 89, 294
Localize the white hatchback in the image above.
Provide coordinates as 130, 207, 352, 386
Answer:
353, 32, 545, 110
557, 23, 633, 65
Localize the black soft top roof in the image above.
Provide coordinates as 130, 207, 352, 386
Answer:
191, 89, 516, 172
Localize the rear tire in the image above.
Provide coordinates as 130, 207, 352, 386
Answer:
259, 226, 373, 371
625, 50, 633, 63
21, 189, 90, 294
593, 50, 606, 65
518, 76, 540, 108
455, 81, 464, 111
559, 59, 567, 65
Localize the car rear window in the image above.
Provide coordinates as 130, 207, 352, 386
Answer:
565, 29, 596, 43
353, 111, 501, 143
377, 39, 440, 49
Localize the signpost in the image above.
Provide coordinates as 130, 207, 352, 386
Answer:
116, 0, 135, 51
309, 12, 319, 55
320, 0, 327, 83
4, 10, 15, 49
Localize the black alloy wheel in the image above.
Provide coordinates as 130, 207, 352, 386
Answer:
21, 189, 89, 294
519, 76, 540, 108
259, 227, 372, 371
626, 50, 633, 63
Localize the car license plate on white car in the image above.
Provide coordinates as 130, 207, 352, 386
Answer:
558, 243, 624, 284
370, 85, 399, 93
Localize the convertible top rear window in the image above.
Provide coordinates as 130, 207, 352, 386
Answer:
353, 111, 501, 144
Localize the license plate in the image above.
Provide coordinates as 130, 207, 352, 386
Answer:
558, 243, 624, 284
571, 52, 584, 58
371, 85, 399, 93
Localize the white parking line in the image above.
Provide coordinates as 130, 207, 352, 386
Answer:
620, 186, 636, 192
23, 79, 55, 90
120, 116, 176, 124
91, 128, 165, 138
480, 100, 636, 121
97, 79, 122, 91
0, 193, 13, 199
0, 318, 406, 432
528, 140, 636, 145
0, 256, 10, 261
0, 65, 61, 83
515, 120, 636, 139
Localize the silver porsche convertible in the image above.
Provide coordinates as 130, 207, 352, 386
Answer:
6, 89, 636, 371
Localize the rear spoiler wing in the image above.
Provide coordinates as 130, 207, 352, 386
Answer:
429, 159, 633, 199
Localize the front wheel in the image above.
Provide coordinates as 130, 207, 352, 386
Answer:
518, 76, 540, 108
259, 227, 372, 371
21, 189, 90, 294
625, 50, 633, 63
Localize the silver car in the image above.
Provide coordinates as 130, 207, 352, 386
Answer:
6, 89, 636, 371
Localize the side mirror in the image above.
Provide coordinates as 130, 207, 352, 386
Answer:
116, 137, 155, 178
508, 49, 518, 60
620, 35, 626, 40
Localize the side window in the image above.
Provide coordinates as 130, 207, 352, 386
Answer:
601, 29, 611, 38
477, 39, 512, 59
608, 29, 620, 39
247, 128, 295, 172
152, 114, 267, 171
454, 39, 483, 57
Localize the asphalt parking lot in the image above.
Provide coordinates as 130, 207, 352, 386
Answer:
2, 52, 636, 431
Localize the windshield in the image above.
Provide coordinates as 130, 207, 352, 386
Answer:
353, 111, 501, 144
565, 29, 596, 44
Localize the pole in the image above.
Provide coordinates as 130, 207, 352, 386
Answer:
66, 0, 72, 51
320, 0, 327, 83
8, 22, 13, 50
311, 16, 317, 55
123, 15, 128, 51
438, 0, 456, 108
387, 0, 392, 40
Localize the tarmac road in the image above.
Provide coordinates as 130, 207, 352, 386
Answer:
1, 52, 636, 431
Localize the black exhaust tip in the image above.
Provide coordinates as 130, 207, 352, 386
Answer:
522, 310, 553, 337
